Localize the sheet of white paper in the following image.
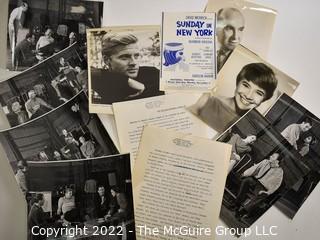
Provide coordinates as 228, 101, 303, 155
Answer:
113, 93, 217, 164
133, 126, 231, 240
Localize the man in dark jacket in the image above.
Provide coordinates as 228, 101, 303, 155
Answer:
28, 193, 47, 240
91, 31, 163, 104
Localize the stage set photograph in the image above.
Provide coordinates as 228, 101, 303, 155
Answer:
265, 93, 320, 218
7, 0, 103, 70
26, 154, 135, 240
0, 43, 88, 128
217, 109, 310, 230
0, 91, 119, 178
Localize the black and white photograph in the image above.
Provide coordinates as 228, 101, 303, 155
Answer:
265, 93, 320, 218
217, 108, 310, 230
188, 45, 299, 134
87, 26, 164, 114
0, 91, 119, 176
205, 0, 277, 71
24, 154, 135, 240
7, 0, 103, 70
0, 43, 88, 128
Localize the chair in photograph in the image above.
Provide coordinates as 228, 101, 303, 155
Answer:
222, 154, 254, 208
234, 153, 252, 174
237, 182, 286, 224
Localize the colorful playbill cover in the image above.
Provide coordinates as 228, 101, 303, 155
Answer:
161, 12, 216, 91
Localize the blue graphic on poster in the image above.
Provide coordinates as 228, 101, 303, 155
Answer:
163, 42, 189, 71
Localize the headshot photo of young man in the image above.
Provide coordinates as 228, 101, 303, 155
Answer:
88, 26, 163, 113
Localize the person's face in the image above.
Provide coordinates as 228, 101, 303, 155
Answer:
69, 32, 76, 39
45, 30, 53, 37
106, 43, 140, 79
217, 10, 245, 51
39, 198, 45, 206
75, 66, 81, 73
28, 35, 36, 45
246, 135, 256, 144
71, 103, 79, 112
269, 153, 280, 167
110, 189, 116, 197
22, 4, 28, 12
79, 137, 85, 144
62, 129, 67, 135
29, 91, 36, 99
234, 78, 266, 111
60, 58, 65, 65
301, 122, 312, 132
270, 153, 279, 161
54, 151, 60, 157
98, 187, 105, 197
65, 190, 73, 199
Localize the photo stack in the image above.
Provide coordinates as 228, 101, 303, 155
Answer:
2, 1, 136, 239
0, 0, 319, 240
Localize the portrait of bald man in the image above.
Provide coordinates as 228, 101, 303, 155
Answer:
216, 8, 245, 72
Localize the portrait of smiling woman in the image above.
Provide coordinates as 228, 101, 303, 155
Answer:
189, 62, 278, 133
188, 45, 299, 134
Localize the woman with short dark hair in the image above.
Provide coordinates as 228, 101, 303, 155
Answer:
189, 62, 278, 133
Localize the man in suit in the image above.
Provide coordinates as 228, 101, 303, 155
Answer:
14, 33, 36, 69
95, 186, 109, 218
216, 8, 245, 71
28, 193, 46, 240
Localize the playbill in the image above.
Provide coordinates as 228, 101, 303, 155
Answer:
188, 45, 299, 134
113, 93, 217, 163
87, 25, 164, 114
205, 0, 277, 71
133, 126, 231, 239
161, 12, 216, 91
